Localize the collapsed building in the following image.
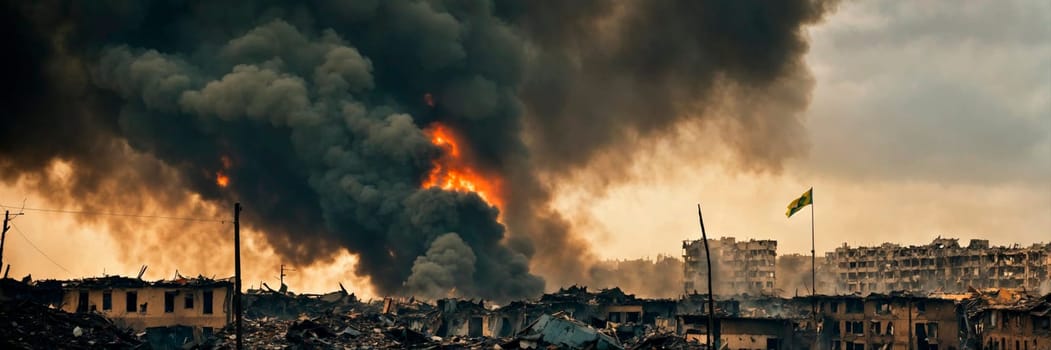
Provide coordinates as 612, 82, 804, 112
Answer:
962, 289, 1051, 350
826, 238, 1051, 294
683, 237, 778, 296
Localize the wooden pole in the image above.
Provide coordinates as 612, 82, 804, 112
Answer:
0, 210, 9, 272
697, 204, 716, 350
234, 203, 243, 350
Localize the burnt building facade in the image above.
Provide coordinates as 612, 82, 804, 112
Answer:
806, 293, 963, 350
684, 237, 778, 296
964, 290, 1051, 350
61, 275, 234, 347
826, 238, 1051, 294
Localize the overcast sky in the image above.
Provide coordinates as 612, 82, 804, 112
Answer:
3, 0, 1048, 295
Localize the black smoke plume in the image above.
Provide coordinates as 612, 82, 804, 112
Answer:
1, 0, 836, 301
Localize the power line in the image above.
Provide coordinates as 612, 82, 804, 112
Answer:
10, 223, 73, 275
0, 204, 230, 223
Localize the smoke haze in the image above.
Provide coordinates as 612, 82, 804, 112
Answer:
1, 0, 837, 301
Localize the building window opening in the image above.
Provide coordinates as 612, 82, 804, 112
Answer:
846, 300, 864, 313
203, 290, 213, 314
125, 291, 137, 312
76, 291, 89, 313
164, 291, 176, 313
927, 322, 938, 338
102, 291, 112, 311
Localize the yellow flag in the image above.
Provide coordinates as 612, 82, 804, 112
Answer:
786, 188, 813, 218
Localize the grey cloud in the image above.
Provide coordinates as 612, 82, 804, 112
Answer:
807, 0, 1050, 185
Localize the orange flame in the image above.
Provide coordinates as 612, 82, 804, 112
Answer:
216, 155, 232, 188
422, 123, 502, 209
216, 172, 230, 187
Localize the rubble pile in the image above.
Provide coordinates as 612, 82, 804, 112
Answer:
0, 299, 144, 349
244, 289, 365, 320
501, 313, 623, 350
208, 312, 491, 349
629, 333, 702, 350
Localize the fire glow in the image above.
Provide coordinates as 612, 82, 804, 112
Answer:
215, 172, 229, 187
216, 155, 232, 188
422, 123, 503, 209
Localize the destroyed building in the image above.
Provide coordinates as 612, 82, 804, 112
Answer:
826, 238, 1051, 294
684, 237, 778, 296
802, 292, 963, 350
963, 289, 1051, 350
718, 317, 802, 350
61, 275, 233, 347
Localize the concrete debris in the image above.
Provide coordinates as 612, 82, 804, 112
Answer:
629, 333, 702, 350
206, 311, 506, 349
0, 299, 145, 349
502, 313, 622, 350
243, 287, 362, 319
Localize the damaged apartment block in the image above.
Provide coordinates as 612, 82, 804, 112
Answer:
683, 237, 778, 295
827, 238, 1051, 294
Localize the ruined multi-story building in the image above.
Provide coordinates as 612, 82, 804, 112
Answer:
805, 292, 963, 350
683, 237, 777, 295
963, 289, 1051, 350
825, 238, 1051, 294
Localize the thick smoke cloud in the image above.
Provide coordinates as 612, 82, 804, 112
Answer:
1, 0, 836, 301
505, 0, 835, 174
404, 233, 476, 299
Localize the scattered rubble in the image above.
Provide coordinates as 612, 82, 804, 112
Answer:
207, 312, 505, 349
0, 299, 144, 349
629, 333, 701, 350
502, 313, 622, 350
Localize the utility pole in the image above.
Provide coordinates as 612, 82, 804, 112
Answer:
1, 209, 25, 278
696, 204, 716, 350
233, 203, 243, 350
277, 264, 296, 292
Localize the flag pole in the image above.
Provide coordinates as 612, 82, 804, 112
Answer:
810, 187, 816, 296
